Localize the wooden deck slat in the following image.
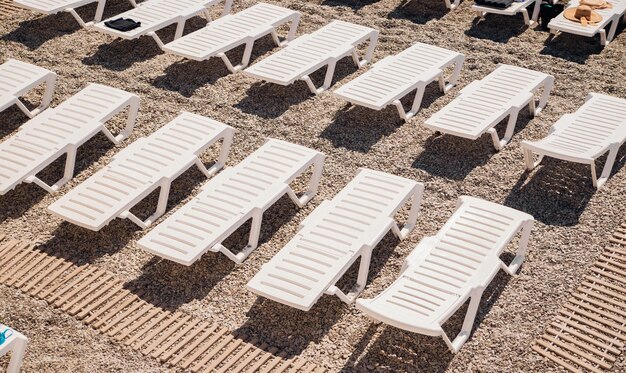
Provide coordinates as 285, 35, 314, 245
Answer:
0, 241, 325, 373
533, 219, 626, 372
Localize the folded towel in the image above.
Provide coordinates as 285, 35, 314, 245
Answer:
104, 18, 142, 32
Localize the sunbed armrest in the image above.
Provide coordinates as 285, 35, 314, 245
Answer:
401, 236, 437, 273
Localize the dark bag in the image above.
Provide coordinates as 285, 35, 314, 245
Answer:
540, 3, 565, 31
104, 18, 142, 32
475, 0, 515, 8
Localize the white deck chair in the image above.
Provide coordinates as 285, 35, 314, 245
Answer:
48, 112, 234, 231
333, 43, 464, 121
0, 83, 140, 195
92, 0, 233, 47
356, 196, 534, 353
13, 0, 139, 27
548, 0, 626, 46
243, 20, 379, 95
424, 64, 554, 150
0, 59, 56, 119
472, 0, 541, 26
247, 169, 425, 311
162, 3, 301, 73
0, 324, 28, 373
137, 139, 325, 265
521, 93, 626, 189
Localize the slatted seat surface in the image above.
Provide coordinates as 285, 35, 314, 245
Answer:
138, 139, 323, 266
424, 64, 551, 139
333, 43, 463, 110
13, 0, 100, 14
0, 59, 55, 113
0, 83, 139, 195
48, 112, 234, 231
93, 0, 224, 40
356, 196, 534, 352
548, 0, 626, 38
522, 93, 626, 161
243, 20, 376, 85
247, 169, 422, 311
163, 3, 298, 61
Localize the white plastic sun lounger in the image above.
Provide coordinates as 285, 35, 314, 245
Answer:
48, 112, 234, 230
244, 20, 379, 95
356, 196, 534, 353
0, 324, 28, 373
0, 59, 56, 119
138, 139, 325, 265
333, 43, 464, 121
521, 93, 626, 189
424, 64, 554, 150
472, 0, 541, 26
92, 0, 233, 47
13, 0, 139, 27
247, 169, 425, 311
162, 3, 301, 73
0, 83, 140, 195
548, 0, 626, 46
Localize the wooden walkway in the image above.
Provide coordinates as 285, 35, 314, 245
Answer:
0, 236, 325, 373
533, 220, 626, 372
0, 0, 21, 18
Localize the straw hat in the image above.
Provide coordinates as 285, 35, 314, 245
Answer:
563, 4, 603, 25
580, 0, 612, 9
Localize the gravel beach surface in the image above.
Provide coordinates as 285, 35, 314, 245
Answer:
1, 0, 625, 371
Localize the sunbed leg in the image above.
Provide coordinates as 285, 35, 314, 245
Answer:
490, 110, 519, 150
30, 146, 78, 194
65, 8, 89, 28
148, 32, 165, 49
94, 0, 106, 23
450, 288, 483, 353
201, 129, 234, 177
17, 68, 58, 118
286, 154, 325, 207
591, 160, 599, 188
392, 184, 425, 240
222, 0, 233, 16
502, 219, 533, 275
521, 9, 530, 26
596, 145, 620, 189
605, 16, 619, 46
441, 57, 464, 94
353, 248, 373, 297
174, 20, 185, 40
119, 96, 140, 142
393, 100, 408, 121
530, 0, 541, 26
523, 147, 542, 170
327, 248, 373, 304
215, 210, 262, 264
285, 14, 301, 44
534, 76, 554, 116
302, 63, 337, 95
143, 182, 172, 227
219, 41, 254, 73
37, 73, 57, 116
600, 30, 607, 46
360, 32, 379, 67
